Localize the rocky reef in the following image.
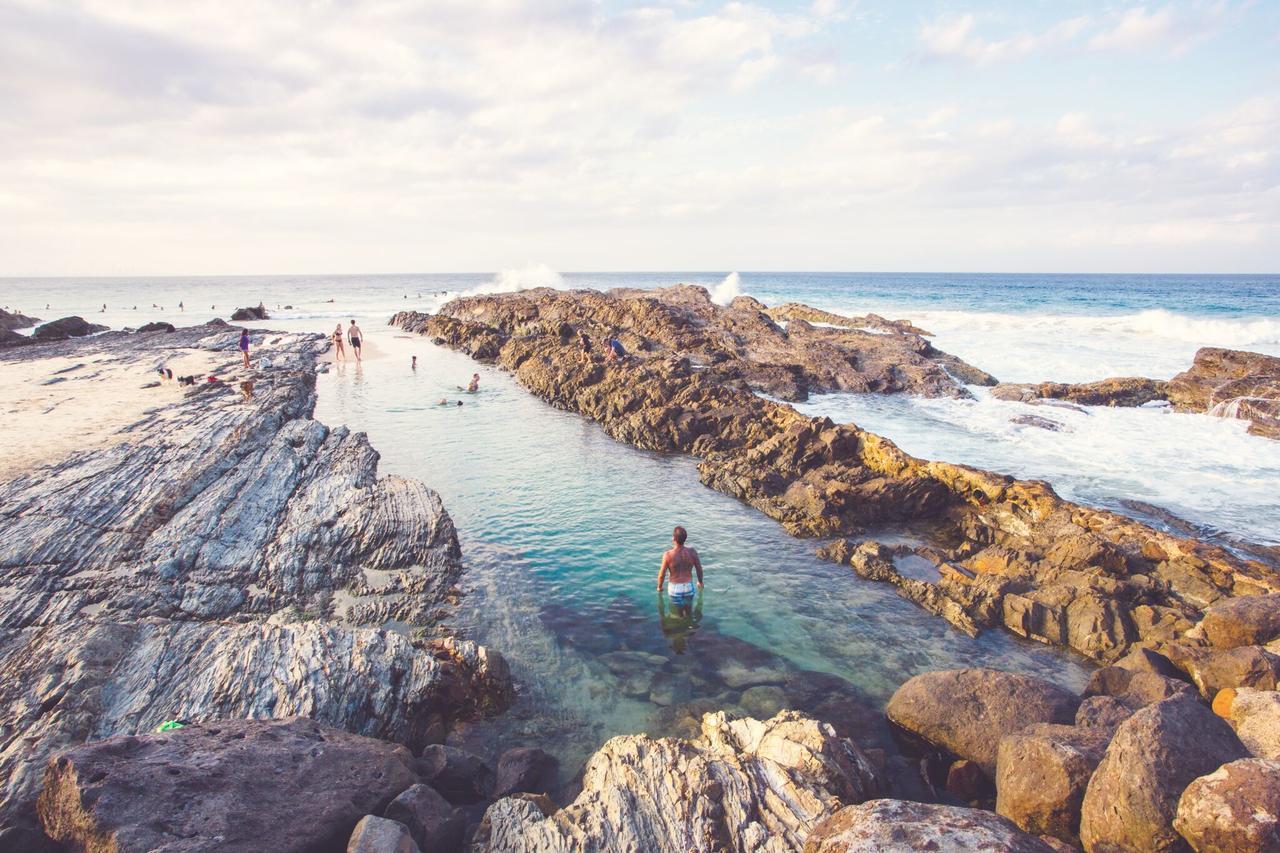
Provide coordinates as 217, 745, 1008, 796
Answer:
0, 323, 511, 848
392, 286, 1280, 669
993, 346, 1280, 440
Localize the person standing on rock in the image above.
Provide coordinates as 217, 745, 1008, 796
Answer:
347, 319, 363, 362
578, 330, 593, 363
239, 328, 251, 368
658, 526, 703, 615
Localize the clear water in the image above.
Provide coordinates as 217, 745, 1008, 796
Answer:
5, 270, 1277, 773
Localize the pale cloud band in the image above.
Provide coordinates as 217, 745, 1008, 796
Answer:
0, 0, 1276, 275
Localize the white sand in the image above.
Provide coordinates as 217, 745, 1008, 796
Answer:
0, 348, 222, 480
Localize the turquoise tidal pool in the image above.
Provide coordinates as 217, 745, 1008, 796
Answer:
315, 330, 1092, 783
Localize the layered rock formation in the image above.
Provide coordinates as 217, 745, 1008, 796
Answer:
0, 324, 510, 847
0, 308, 39, 331
393, 286, 1280, 665
476, 710, 882, 852
993, 346, 1280, 440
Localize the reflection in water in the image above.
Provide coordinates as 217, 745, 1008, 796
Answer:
657, 588, 702, 654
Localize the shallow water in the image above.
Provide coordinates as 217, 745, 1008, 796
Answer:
314, 332, 1092, 776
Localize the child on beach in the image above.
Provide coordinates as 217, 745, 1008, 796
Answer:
238, 329, 250, 368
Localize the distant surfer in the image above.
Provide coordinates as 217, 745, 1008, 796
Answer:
657, 526, 703, 615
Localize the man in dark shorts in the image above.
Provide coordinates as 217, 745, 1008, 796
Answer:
657, 525, 704, 615
578, 330, 592, 363
347, 319, 363, 362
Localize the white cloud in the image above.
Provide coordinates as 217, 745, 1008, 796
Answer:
1087, 3, 1234, 54
917, 13, 1091, 66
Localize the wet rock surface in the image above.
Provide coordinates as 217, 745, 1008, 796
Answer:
478, 710, 882, 852
38, 717, 420, 853
394, 287, 1280, 666
0, 325, 510, 843
804, 799, 1057, 852
993, 376, 1168, 407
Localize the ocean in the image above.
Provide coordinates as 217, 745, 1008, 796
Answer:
4, 269, 1278, 773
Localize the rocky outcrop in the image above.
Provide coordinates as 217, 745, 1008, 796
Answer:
1165, 643, 1280, 698
1174, 758, 1280, 852
134, 321, 176, 333
478, 711, 882, 852
38, 717, 421, 853
995, 723, 1109, 846
762, 303, 933, 338
1079, 694, 1248, 852
993, 376, 1168, 407
1167, 347, 1280, 439
1200, 592, 1280, 649
0, 325, 510, 844
231, 303, 270, 321
394, 287, 1280, 665
31, 316, 108, 341
0, 308, 39, 330
804, 799, 1056, 852
885, 669, 1079, 776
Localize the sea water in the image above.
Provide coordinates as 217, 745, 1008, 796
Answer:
4, 270, 1278, 772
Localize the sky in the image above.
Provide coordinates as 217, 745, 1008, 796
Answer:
1, 0, 1278, 276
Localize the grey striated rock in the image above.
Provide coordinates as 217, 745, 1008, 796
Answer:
804, 799, 1057, 852
1174, 758, 1280, 853
886, 669, 1079, 776
1079, 694, 1248, 852
38, 717, 420, 853
479, 711, 882, 852
0, 326, 510, 842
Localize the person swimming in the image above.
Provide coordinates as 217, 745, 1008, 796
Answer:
467, 373, 479, 392
657, 525, 703, 615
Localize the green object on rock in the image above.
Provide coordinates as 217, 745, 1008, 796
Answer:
156, 720, 186, 733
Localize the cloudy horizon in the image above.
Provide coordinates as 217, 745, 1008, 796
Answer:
2, 0, 1278, 277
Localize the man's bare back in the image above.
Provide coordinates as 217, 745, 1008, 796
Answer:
657, 525, 703, 592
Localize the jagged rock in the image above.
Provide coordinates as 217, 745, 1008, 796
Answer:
1201, 592, 1280, 649
761, 303, 934, 338
995, 723, 1110, 846
135, 321, 175, 333
1079, 694, 1248, 852
992, 377, 1168, 407
1174, 758, 1280, 852
1011, 413, 1067, 431
1219, 687, 1280, 759
479, 711, 882, 852
1114, 645, 1185, 679
416, 745, 494, 804
493, 747, 559, 799
395, 290, 1280, 664
0, 326, 510, 842
1075, 695, 1135, 733
1084, 666, 1196, 707
348, 815, 422, 853
1167, 644, 1280, 698
31, 316, 107, 341
804, 799, 1056, 852
886, 669, 1079, 776
1167, 347, 1280, 440
38, 717, 419, 852
231, 303, 270, 321
384, 784, 464, 852
0, 308, 39, 330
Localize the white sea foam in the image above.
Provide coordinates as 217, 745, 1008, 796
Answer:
711, 271, 743, 306
472, 263, 566, 296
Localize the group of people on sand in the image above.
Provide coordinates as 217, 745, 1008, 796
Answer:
330, 320, 363, 362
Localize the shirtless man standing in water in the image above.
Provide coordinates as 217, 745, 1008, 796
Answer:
657, 526, 703, 612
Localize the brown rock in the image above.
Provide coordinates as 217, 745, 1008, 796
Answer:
804, 799, 1056, 852
348, 815, 421, 853
1079, 694, 1248, 852
492, 747, 558, 799
1174, 758, 1280, 853
384, 784, 464, 852
991, 377, 1167, 407
1167, 347, 1280, 439
1226, 688, 1280, 760
37, 717, 419, 853
886, 669, 1079, 776
995, 723, 1110, 846
945, 759, 992, 803
1170, 644, 1280, 698
1201, 592, 1280, 649
416, 745, 494, 804
1075, 695, 1136, 733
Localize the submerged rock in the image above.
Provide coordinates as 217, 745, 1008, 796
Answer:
804, 799, 1056, 852
478, 711, 882, 852
886, 669, 1079, 776
38, 717, 419, 853
231, 303, 270, 321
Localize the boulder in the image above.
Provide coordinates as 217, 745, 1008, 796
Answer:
32, 316, 107, 341
479, 711, 882, 852
803, 799, 1057, 852
995, 723, 1110, 846
0, 327, 28, 348
231, 304, 270, 321
1083, 666, 1196, 706
1173, 758, 1280, 853
1114, 645, 1185, 680
1079, 694, 1248, 852
1201, 593, 1280, 649
416, 745, 495, 804
493, 747, 558, 799
885, 669, 1079, 775
348, 815, 421, 853
37, 717, 420, 853
1171, 644, 1280, 698
1074, 695, 1135, 733
1221, 687, 1280, 759
135, 321, 176, 333
0, 307, 40, 330
384, 784, 464, 852
1166, 347, 1280, 439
